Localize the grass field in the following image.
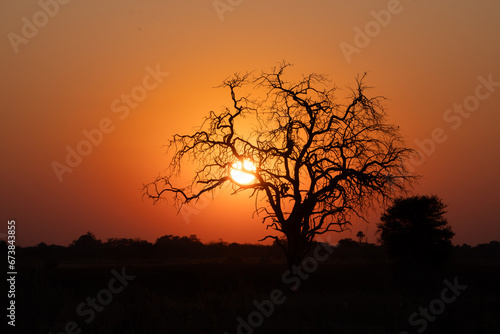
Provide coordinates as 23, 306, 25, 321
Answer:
16, 259, 500, 333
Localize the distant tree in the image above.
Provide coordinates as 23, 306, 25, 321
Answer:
335, 238, 362, 259
154, 234, 203, 258
71, 232, 101, 247
104, 238, 153, 259
377, 195, 454, 266
70, 232, 102, 258
144, 63, 416, 267
33, 242, 66, 267
474, 241, 500, 260
356, 231, 366, 244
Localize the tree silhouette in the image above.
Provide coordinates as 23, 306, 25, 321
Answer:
154, 234, 203, 258
70, 232, 101, 248
144, 63, 415, 266
377, 195, 454, 267
70, 232, 102, 258
356, 231, 366, 244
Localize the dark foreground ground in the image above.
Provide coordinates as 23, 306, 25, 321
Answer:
13, 258, 500, 334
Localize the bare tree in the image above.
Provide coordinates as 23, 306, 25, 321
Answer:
143, 63, 416, 266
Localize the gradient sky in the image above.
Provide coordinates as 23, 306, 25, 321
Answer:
1, 0, 499, 247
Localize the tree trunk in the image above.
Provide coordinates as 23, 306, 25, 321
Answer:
285, 220, 307, 268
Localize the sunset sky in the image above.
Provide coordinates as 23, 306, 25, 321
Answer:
1, 0, 499, 247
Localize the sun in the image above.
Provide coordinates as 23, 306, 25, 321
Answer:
230, 160, 256, 184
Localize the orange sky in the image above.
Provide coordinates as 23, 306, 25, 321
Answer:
1, 0, 499, 247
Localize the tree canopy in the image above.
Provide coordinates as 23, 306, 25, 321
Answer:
377, 194, 454, 266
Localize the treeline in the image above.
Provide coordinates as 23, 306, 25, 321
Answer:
2, 232, 500, 265
8, 233, 283, 265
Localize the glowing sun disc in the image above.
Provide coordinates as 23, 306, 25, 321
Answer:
230, 160, 256, 184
